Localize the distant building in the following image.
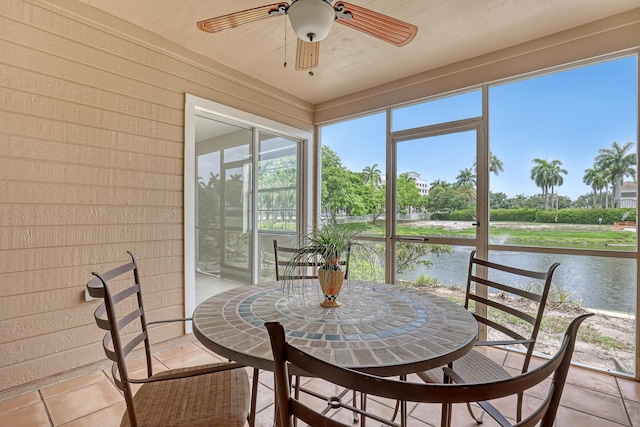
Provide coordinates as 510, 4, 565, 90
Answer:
620, 181, 637, 208
380, 172, 429, 196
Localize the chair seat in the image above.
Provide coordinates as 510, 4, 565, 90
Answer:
121, 363, 250, 427
417, 349, 512, 384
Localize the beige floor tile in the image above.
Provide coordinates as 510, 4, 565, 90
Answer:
253, 382, 275, 414
255, 369, 275, 389
558, 383, 629, 425
423, 403, 504, 427
44, 380, 123, 426
59, 402, 125, 427
565, 366, 620, 395
157, 348, 221, 369
40, 371, 107, 400
618, 376, 640, 402
554, 404, 630, 427
0, 391, 41, 415
503, 350, 526, 370
625, 399, 639, 426
252, 405, 276, 427
0, 401, 52, 427
152, 342, 201, 362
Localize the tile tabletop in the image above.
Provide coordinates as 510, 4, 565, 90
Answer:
193, 281, 478, 376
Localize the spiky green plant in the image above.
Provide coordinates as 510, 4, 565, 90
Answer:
283, 224, 380, 292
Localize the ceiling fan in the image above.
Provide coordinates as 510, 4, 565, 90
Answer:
197, 0, 418, 73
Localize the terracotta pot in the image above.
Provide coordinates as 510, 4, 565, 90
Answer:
317, 258, 344, 308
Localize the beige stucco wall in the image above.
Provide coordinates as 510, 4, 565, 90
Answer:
0, 0, 313, 394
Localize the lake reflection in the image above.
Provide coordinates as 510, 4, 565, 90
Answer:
402, 248, 637, 313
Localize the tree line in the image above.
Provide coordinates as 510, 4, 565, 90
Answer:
322, 141, 637, 223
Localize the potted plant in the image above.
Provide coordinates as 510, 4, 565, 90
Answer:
284, 224, 376, 307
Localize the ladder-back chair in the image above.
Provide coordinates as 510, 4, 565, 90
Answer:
418, 249, 560, 424
267, 314, 592, 427
86, 251, 250, 427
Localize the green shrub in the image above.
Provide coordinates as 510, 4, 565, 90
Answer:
535, 208, 635, 225
452, 207, 638, 225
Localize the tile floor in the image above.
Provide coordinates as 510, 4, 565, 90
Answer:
1, 339, 638, 427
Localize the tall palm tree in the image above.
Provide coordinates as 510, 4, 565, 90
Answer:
455, 167, 477, 188
530, 158, 553, 209
489, 154, 505, 176
595, 141, 637, 208
583, 166, 608, 208
473, 152, 504, 176
361, 164, 382, 186
548, 160, 568, 209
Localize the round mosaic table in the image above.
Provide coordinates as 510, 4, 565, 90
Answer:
193, 280, 477, 377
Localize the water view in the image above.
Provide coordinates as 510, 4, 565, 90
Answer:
403, 248, 637, 314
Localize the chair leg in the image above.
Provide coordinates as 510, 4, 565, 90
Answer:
360, 393, 367, 427
386, 375, 406, 426
249, 368, 260, 427
352, 389, 359, 422
516, 392, 523, 422
466, 402, 484, 424
441, 402, 453, 427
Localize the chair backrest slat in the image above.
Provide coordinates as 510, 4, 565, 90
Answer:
465, 250, 560, 373
472, 275, 544, 302
470, 294, 537, 325
473, 256, 550, 280
86, 251, 152, 427
267, 314, 592, 427
474, 315, 530, 343
272, 239, 352, 281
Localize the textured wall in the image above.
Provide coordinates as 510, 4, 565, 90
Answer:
0, 0, 312, 393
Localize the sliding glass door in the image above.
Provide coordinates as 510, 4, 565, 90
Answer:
189, 108, 309, 310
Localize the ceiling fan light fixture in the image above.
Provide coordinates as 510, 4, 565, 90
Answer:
287, 0, 335, 42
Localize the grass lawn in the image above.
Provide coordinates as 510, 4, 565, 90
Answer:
339, 220, 636, 250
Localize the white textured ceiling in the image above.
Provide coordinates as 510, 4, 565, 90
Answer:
78, 0, 639, 105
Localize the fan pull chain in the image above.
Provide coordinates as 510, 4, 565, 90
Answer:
283, 18, 287, 68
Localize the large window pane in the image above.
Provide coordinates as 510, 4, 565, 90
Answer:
396, 131, 477, 239
257, 134, 300, 282
257, 134, 298, 232
489, 251, 635, 376
320, 112, 386, 238
488, 56, 638, 250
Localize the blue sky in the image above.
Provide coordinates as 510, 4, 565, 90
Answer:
321, 55, 638, 200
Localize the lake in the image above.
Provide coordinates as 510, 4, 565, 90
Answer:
401, 248, 637, 314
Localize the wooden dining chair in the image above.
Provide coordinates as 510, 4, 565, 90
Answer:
417, 249, 560, 425
267, 314, 592, 427
86, 251, 250, 427
273, 238, 351, 280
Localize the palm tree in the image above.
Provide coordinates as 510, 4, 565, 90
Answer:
548, 160, 568, 210
583, 166, 608, 208
455, 167, 477, 188
429, 179, 449, 190
489, 154, 505, 176
361, 164, 382, 186
530, 158, 553, 209
473, 152, 504, 176
595, 141, 637, 208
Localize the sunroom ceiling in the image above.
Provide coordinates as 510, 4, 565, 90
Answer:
76, 0, 639, 105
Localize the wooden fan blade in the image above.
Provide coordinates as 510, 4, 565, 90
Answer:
197, 3, 288, 34
296, 39, 320, 71
334, 2, 417, 47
